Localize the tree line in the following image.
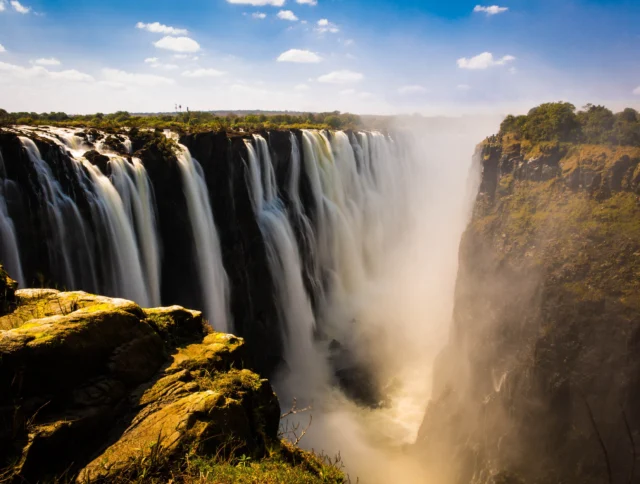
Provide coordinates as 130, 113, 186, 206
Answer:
498, 102, 640, 146
0, 109, 363, 131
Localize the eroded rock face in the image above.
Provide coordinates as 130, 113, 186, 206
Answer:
0, 290, 280, 483
418, 142, 640, 483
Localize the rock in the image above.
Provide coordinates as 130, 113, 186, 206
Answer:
0, 290, 283, 484
78, 370, 279, 483
144, 306, 206, 346
0, 265, 17, 316
83, 150, 110, 175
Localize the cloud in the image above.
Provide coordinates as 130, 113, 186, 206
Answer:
0, 61, 93, 82
32, 58, 61, 66
277, 10, 298, 21
136, 22, 188, 36
145, 57, 159, 63
339, 89, 355, 95
154, 36, 201, 53
0, 44, 5, 53
277, 49, 322, 63
152, 63, 179, 70
457, 52, 515, 69
316, 18, 339, 33
457, 84, 470, 90
398, 85, 427, 95
226, 0, 285, 5
473, 5, 508, 15
0, 1, 5, 12
296, 0, 317, 5
634, 86, 640, 95
181, 68, 226, 78
102, 68, 175, 87
318, 70, 363, 84
252, 12, 267, 19
10, 0, 30, 13
294, 83, 309, 91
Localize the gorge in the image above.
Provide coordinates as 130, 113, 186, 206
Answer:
2, 103, 640, 483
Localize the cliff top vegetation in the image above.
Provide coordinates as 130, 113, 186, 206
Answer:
490, 102, 640, 149
0, 108, 366, 132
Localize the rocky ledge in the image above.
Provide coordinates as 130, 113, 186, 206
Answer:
0, 266, 343, 483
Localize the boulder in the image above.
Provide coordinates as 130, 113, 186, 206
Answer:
0, 291, 280, 484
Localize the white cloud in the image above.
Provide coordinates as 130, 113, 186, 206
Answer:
398, 85, 427, 95
0, 61, 93, 82
316, 18, 339, 33
296, 0, 317, 5
136, 22, 188, 36
145, 57, 159, 63
154, 36, 201, 53
344, 39, 355, 46
226, 0, 285, 5
10, 0, 30, 13
457, 52, 515, 69
152, 63, 179, 70
339, 89, 355, 95
32, 58, 61, 66
634, 86, 640, 95
277, 49, 322, 63
252, 12, 267, 19
0, 44, 5, 53
0, 1, 5, 12
181, 68, 226, 78
318, 70, 363, 84
102, 68, 175, 87
473, 5, 508, 15
294, 83, 309, 91
457, 84, 471, 90
277, 10, 298, 21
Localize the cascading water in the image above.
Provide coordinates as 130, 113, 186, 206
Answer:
109, 156, 161, 307
0, 150, 25, 286
244, 134, 327, 397
81, 161, 152, 306
175, 145, 230, 332
19, 137, 99, 292
0, 122, 483, 482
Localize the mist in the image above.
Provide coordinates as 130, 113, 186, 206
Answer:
276, 115, 501, 483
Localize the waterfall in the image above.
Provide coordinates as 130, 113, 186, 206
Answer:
19, 137, 98, 291
78, 162, 151, 306
245, 135, 326, 395
175, 145, 230, 332
109, 156, 162, 307
0, 150, 25, 286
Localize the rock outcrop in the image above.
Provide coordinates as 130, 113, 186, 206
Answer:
418, 141, 640, 483
0, 289, 295, 483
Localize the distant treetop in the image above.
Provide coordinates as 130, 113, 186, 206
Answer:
497, 102, 640, 146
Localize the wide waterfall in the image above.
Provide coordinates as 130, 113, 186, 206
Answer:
0, 124, 476, 482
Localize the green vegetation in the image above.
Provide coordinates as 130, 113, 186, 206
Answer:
0, 108, 363, 132
497, 102, 640, 146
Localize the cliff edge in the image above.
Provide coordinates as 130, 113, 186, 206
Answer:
0, 266, 344, 484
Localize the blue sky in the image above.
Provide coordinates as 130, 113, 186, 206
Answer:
0, 0, 639, 115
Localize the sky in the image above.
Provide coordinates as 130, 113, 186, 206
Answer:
0, 0, 639, 115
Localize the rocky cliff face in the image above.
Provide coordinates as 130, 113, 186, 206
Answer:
0, 128, 301, 376
0, 267, 343, 483
418, 141, 640, 483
